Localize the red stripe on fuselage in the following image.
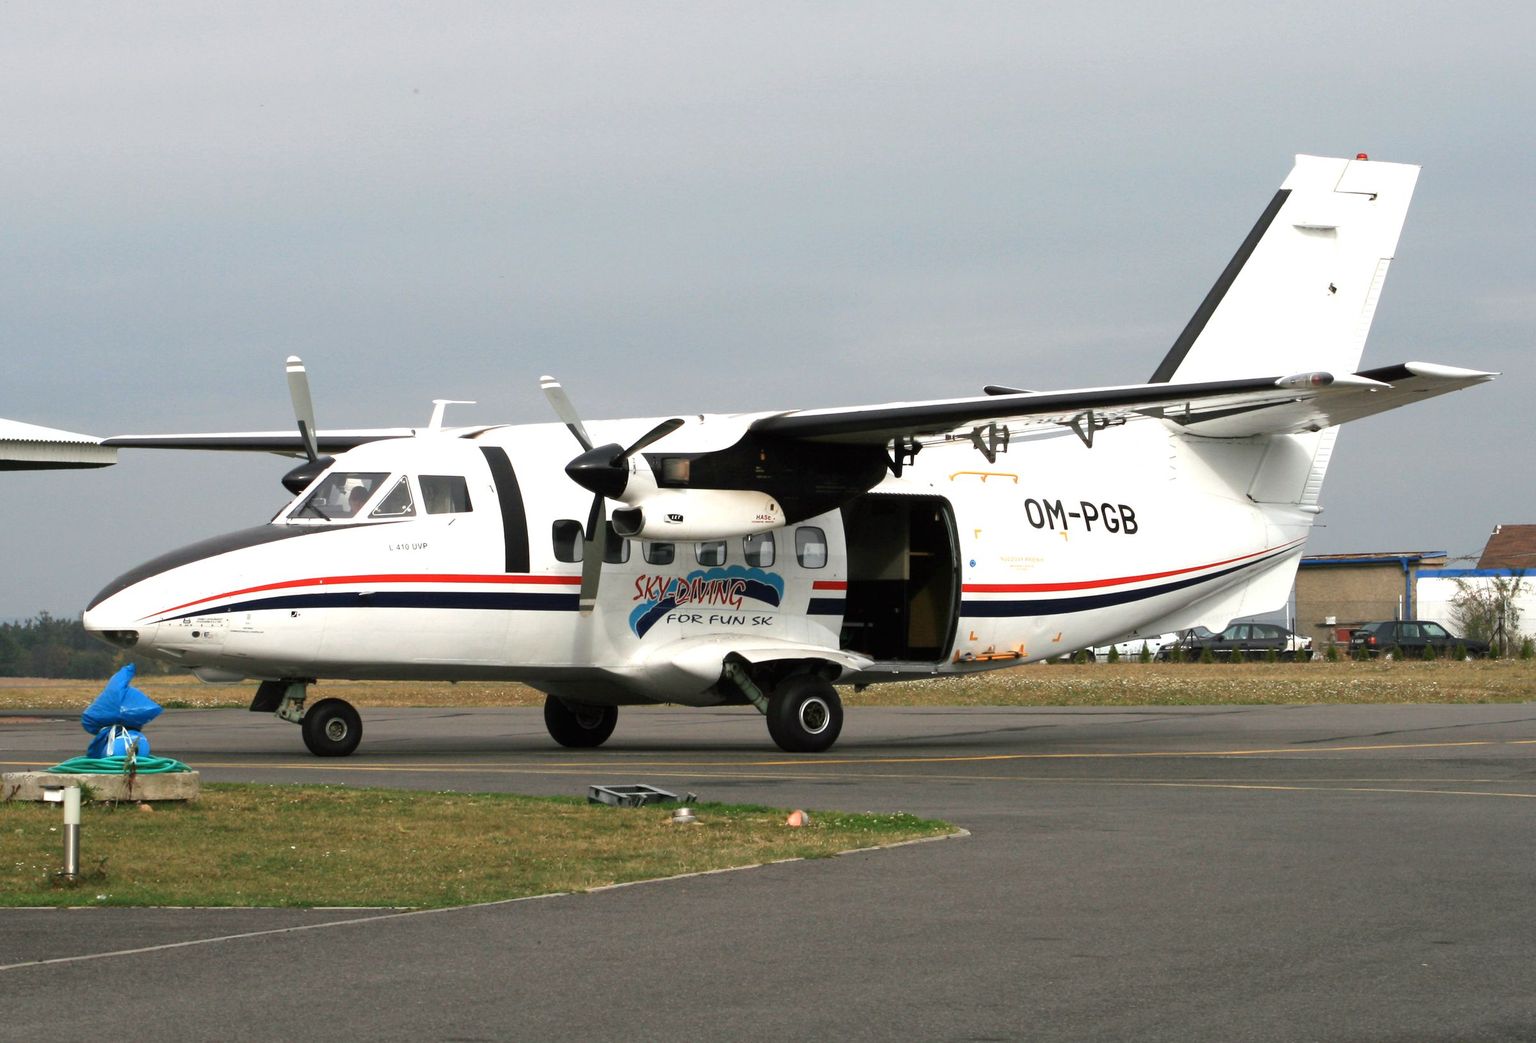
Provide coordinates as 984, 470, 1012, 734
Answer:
152, 573, 581, 619
962, 540, 1304, 595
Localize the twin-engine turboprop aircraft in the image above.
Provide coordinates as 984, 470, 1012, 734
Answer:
4, 155, 1494, 755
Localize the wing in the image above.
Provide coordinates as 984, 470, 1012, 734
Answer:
1, 424, 508, 470
0, 419, 117, 470
99, 429, 420, 455
748, 363, 1494, 445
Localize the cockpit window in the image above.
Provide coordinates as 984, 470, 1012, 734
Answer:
290, 472, 390, 521
370, 477, 416, 518
421, 475, 472, 515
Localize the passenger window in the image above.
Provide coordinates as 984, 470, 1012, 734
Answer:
421, 475, 472, 515
552, 519, 583, 563
795, 527, 827, 569
742, 532, 775, 567
370, 477, 416, 518
644, 542, 675, 566
696, 541, 726, 567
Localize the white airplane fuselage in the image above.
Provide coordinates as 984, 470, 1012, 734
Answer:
83, 412, 1309, 704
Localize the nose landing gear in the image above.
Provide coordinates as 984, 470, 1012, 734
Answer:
250, 680, 364, 757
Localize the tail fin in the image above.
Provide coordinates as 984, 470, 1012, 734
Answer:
1150, 154, 1419, 384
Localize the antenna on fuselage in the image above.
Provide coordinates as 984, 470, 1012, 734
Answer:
427, 400, 476, 433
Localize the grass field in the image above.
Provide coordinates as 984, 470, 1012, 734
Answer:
4, 658, 1535, 711
2, 783, 954, 908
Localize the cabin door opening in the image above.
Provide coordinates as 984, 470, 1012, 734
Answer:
839, 494, 960, 662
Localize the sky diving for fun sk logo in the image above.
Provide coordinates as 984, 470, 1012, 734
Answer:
629, 566, 784, 637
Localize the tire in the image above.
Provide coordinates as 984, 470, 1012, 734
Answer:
543, 696, 618, 748
766, 675, 843, 753
301, 698, 363, 757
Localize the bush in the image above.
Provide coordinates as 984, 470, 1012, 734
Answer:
1199, 646, 1216, 664
1106, 646, 1120, 664
1423, 642, 1437, 661
1326, 644, 1341, 662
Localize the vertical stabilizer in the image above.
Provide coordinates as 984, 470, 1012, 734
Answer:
1150, 155, 1419, 384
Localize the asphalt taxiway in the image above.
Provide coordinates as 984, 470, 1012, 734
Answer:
4, 703, 1535, 1041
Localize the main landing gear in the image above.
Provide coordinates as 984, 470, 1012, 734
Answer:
544, 695, 618, 748
721, 662, 844, 753
764, 675, 843, 753
251, 680, 364, 757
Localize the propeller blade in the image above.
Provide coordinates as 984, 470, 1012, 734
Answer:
620, 417, 684, 460
579, 494, 606, 612
540, 375, 593, 452
541, 377, 682, 613
286, 356, 321, 464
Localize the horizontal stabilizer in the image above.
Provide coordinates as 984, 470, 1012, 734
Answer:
1169, 361, 1497, 437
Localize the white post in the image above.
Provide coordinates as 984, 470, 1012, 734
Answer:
62, 785, 81, 881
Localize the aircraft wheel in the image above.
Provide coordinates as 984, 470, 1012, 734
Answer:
544, 696, 618, 748
301, 698, 363, 757
767, 675, 843, 753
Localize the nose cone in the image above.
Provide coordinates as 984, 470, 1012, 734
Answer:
83, 599, 159, 652
565, 442, 630, 500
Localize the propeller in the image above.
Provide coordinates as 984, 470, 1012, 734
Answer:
540, 375, 682, 611
281, 356, 335, 495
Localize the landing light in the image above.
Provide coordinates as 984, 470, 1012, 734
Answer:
99, 630, 139, 648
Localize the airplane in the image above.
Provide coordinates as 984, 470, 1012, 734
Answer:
2, 154, 1495, 757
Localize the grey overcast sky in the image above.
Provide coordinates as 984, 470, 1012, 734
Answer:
2, 2, 1532, 621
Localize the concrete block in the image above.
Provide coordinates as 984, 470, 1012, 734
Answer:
2, 770, 201, 803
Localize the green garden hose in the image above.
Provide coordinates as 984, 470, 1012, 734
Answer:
47, 755, 192, 774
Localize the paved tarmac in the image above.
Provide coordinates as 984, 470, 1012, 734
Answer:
4, 702, 1536, 1041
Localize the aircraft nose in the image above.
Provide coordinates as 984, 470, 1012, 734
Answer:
82, 604, 157, 651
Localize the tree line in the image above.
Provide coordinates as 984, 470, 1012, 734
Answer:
0, 613, 174, 679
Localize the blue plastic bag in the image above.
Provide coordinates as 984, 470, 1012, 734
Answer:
86, 725, 151, 759
80, 664, 163, 734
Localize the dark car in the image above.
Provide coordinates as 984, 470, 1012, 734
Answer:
1348, 620, 1489, 658
1156, 622, 1313, 661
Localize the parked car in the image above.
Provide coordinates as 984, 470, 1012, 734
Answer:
1089, 633, 1176, 661
1348, 620, 1489, 659
1155, 623, 1313, 661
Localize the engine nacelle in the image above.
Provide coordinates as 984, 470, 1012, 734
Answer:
611, 489, 785, 540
